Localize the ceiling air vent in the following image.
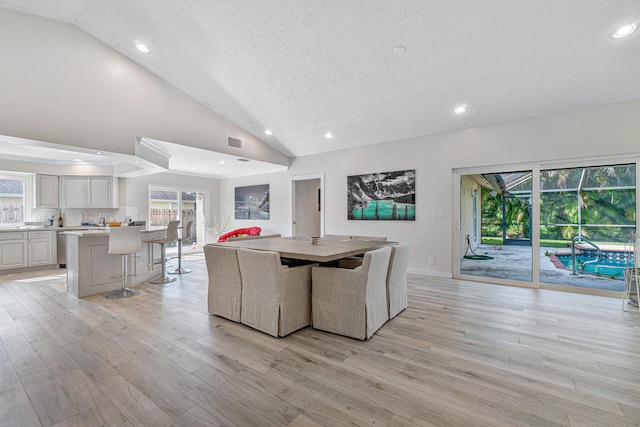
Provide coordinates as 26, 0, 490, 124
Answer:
237, 158, 250, 162
227, 136, 243, 150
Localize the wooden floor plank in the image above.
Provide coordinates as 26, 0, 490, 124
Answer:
0, 262, 639, 426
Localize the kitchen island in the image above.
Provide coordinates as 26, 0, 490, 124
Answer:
65, 228, 166, 298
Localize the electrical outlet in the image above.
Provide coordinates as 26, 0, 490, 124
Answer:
428, 257, 435, 265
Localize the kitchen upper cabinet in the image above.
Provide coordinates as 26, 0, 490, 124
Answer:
61, 176, 87, 208
35, 174, 59, 208
60, 176, 118, 208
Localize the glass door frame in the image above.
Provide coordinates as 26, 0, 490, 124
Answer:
454, 156, 639, 295
148, 184, 209, 252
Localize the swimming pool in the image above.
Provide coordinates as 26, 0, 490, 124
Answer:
555, 251, 633, 279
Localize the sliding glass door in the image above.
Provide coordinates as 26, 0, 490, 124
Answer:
149, 186, 206, 253
539, 164, 635, 292
457, 161, 636, 295
459, 170, 533, 283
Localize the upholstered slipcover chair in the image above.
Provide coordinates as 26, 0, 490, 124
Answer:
387, 244, 411, 319
204, 245, 242, 322
312, 245, 392, 340
237, 248, 316, 337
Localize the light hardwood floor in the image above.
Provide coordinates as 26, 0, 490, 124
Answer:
1, 256, 639, 426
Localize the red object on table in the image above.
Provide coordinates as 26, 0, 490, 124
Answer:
217, 227, 262, 242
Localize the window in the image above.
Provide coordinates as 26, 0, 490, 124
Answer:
0, 172, 33, 226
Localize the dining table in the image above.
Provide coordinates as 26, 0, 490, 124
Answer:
211, 236, 393, 263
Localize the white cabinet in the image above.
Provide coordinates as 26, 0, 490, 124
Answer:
28, 231, 55, 266
0, 231, 55, 270
35, 174, 59, 208
61, 176, 87, 208
0, 232, 28, 269
88, 176, 113, 207
60, 176, 118, 208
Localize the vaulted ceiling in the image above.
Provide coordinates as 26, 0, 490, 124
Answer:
1, 1, 639, 158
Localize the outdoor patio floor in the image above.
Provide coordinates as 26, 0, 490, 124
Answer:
460, 244, 626, 291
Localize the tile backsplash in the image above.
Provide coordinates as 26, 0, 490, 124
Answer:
31, 208, 124, 226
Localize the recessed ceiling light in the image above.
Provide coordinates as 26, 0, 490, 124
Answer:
264, 129, 273, 136
612, 22, 637, 39
73, 158, 82, 162
96, 151, 103, 155
133, 160, 140, 164
135, 42, 150, 53
393, 45, 407, 56
325, 132, 333, 139
454, 105, 468, 114
219, 160, 226, 165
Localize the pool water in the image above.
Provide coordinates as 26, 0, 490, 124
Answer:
555, 252, 633, 279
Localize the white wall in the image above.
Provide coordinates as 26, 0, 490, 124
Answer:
218, 100, 640, 276
0, 8, 288, 167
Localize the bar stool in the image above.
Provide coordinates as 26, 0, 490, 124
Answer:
105, 226, 143, 299
170, 220, 193, 275
149, 220, 180, 284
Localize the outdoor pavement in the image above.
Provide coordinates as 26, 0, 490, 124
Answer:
460, 244, 626, 291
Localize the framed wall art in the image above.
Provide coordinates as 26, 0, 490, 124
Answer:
235, 184, 270, 219
347, 169, 415, 220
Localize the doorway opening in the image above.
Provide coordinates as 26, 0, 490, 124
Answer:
291, 173, 324, 237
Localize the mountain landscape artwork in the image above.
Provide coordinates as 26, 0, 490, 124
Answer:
348, 169, 416, 220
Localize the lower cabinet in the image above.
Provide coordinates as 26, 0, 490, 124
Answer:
0, 233, 28, 269
0, 231, 55, 271
29, 232, 55, 266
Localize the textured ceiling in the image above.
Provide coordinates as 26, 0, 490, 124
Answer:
1, 1, 639, 157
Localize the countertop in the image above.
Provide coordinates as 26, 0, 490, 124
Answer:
0, 226, 159, 234
64, 227, 165, 237
0, 226, 102, 232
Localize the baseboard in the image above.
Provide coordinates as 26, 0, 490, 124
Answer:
407, 268, 452, 279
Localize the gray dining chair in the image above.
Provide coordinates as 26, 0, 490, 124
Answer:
387, 244, 411, 319
312, 246, 392, 340
237, 248, 316, 337
204, 245, 243, 322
